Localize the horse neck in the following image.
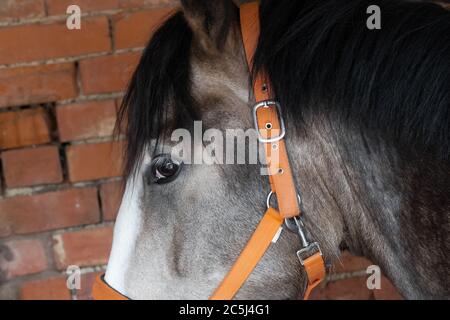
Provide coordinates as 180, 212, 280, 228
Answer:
289, 114, 449, 299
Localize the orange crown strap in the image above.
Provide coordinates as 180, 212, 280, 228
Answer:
209, 2, 326, 300
240, 2, 300, 219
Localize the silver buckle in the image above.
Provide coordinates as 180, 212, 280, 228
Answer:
253, 100, 286, 143
296, 242, 322, 266
285, 216, 323, 266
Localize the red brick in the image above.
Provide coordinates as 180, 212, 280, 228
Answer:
0, 108, 51, 149
0, 210, 10, 237
0, 17, 110, 65
76, 271, 103, 300
309, 277, 373, 300
2, 146, 63, 188
114, 8, 175, 49
56, 100, 117, 142
373, 276, 403, 300
115, 97, 127, 132
20, 276, 71, 300
0, 0, 46, 22
1, 239, 48, 279
332, 251, 373, 274
46, 0, 119, 15
0, 188, 100, 236
53, 226, 113, 269
79, 52, 141, 95
100, 181, 123, 221
118, 0, 178, 8
66, 141, 124, 182
0, 63, 77, 108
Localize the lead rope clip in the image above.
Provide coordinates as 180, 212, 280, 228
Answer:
285, 216, 323, 266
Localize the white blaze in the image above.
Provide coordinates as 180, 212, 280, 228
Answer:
105, 162, 146, 295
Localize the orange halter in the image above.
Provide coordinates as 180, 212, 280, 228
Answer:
93, 2, 326, 301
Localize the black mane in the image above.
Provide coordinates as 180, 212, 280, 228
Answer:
254, 0, 450, 159
117, 0, 450, 177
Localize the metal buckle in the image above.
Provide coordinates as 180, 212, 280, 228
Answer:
296, 242, 322, 266
253, 100, 286, 143
285, 216, 323, 266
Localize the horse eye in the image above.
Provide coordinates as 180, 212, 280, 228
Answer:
147, 154, 183, 185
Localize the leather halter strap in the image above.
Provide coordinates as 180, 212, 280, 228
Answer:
240, 2, 299, 219
210, 2, 325, 300
92, 2, 326, 301
92, 275, 128, 300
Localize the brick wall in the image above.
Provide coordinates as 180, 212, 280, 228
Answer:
0, 0, 402, 300
0, 0, 176, 300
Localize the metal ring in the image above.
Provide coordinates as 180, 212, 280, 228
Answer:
284, 215, 305, 234
266, 191, 302, 210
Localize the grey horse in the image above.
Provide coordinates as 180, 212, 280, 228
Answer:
105, 0, 450, 299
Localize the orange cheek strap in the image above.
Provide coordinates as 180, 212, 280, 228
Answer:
210, 207, 284, 300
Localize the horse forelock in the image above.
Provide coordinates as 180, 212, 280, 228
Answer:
118, 0, 449, 182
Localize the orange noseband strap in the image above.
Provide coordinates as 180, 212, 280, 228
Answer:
92, 275, 128, 300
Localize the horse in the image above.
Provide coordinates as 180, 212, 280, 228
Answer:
103, 0, 450, 299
